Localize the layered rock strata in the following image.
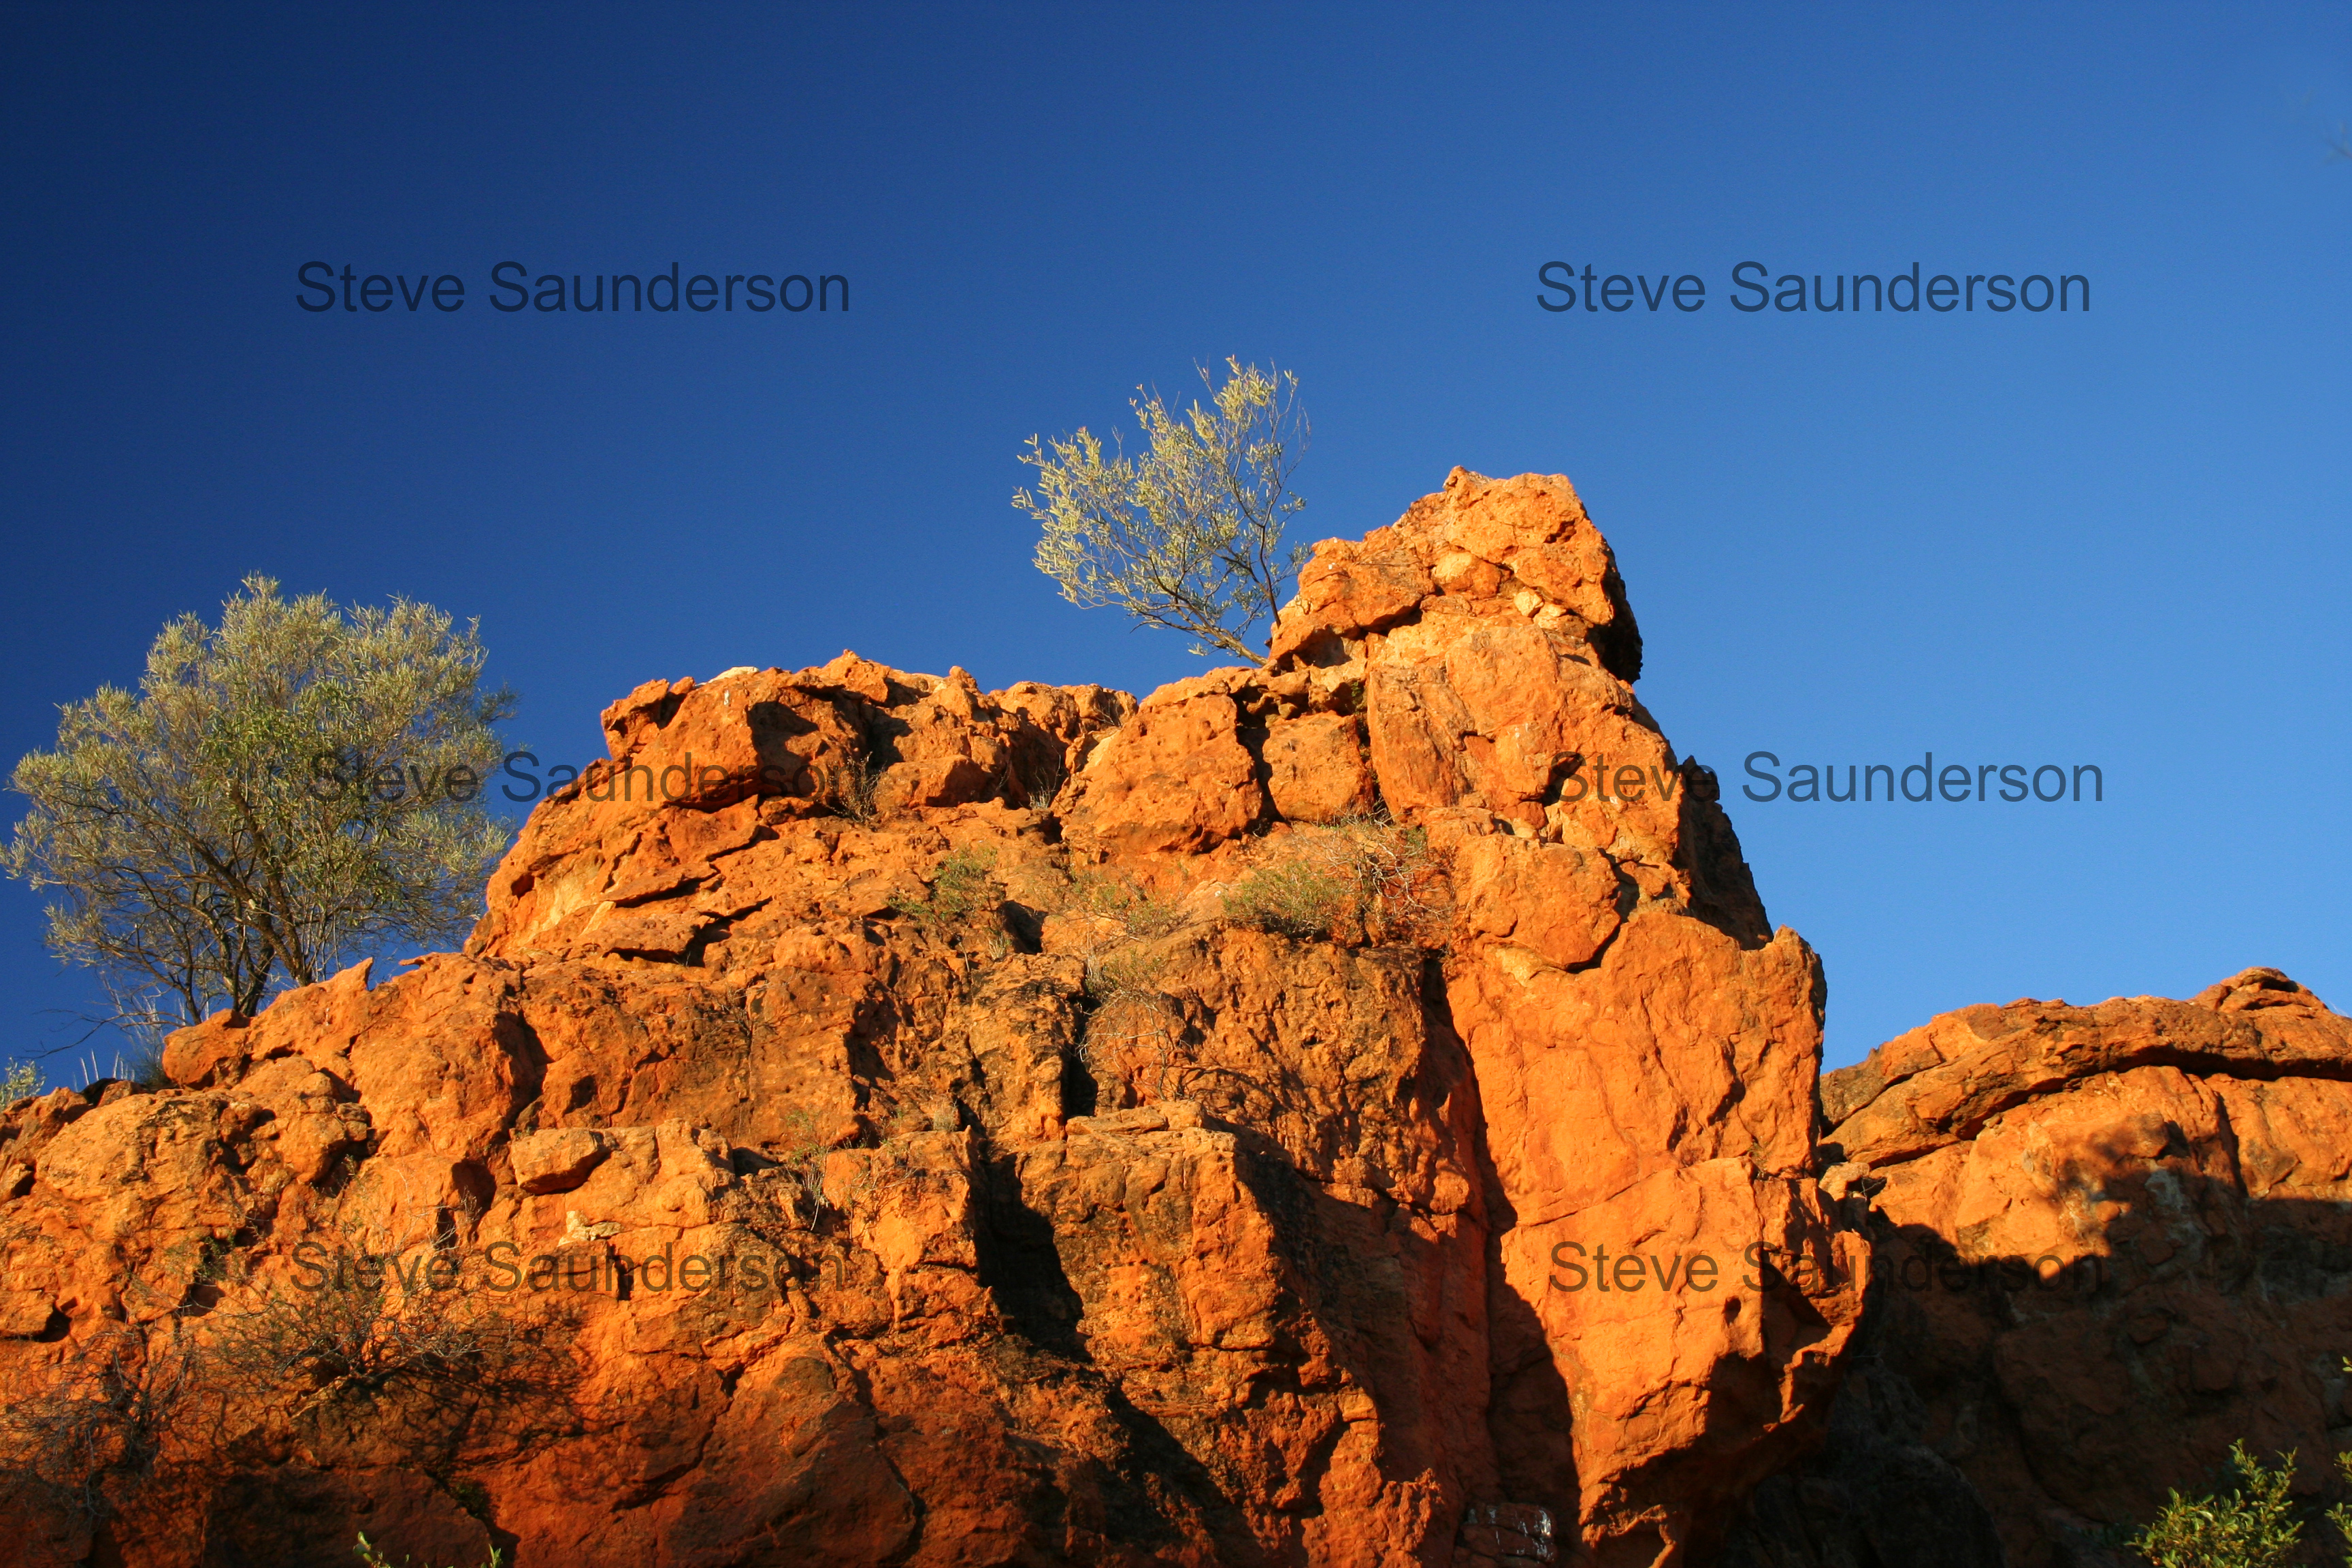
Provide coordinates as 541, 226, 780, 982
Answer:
0, 470, 1856, 1566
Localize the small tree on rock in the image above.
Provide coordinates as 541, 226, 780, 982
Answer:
1014, 358, 1308, 664
4, 575, 514, 1051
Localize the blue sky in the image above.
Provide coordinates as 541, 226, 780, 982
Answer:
3, 1, 2347, 1073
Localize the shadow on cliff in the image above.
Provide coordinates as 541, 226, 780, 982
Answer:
973, 943, 1520, 1565
1724, 1168, 2352, 1568
975, 1147, 1275, 1563
1672, 760, 1773, 951
1220, 948, 1563, 1557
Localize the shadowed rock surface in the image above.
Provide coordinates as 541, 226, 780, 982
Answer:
1723, 967, 2352, 1568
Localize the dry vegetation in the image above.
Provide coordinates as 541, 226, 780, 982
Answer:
1221, 813, 1447, 947
0, 1243, 570, 1547
815, 755, 887, 826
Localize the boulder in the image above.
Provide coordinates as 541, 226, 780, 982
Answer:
1727, 968, 2352, 1568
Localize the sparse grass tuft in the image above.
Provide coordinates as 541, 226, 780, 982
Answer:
1083, 943, 1169, 1006
910, 845, 1000, 929
776, 1106, 835, 1220
353, 1531, 504, 1567
1064, 869, 1183, 938
1017, 753, 1068, 813
1222, 813, 1446, 947
1222, 853, 1352, 940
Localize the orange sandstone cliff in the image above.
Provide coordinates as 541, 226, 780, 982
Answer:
1725, 968, 2352, 1568
2, 468, 2344, 1567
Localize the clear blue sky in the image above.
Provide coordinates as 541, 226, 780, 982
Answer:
4, 2, 2347, 1073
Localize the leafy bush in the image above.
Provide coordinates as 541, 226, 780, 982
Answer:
2129, 1441, 2345, 1567
3, 574, 512, 1046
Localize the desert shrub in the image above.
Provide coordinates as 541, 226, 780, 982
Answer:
2336, 1451, 2352, 1563
201, 1256, 567, 1466
2128, 1356, 2352, 1567
1083, 943, 1175, 1009
1058, 899, 1184, 1100
1223, 814, 1445, 946
1014, 359, 1309, 664
2132, 1442, 2308, 1567
3, 575, 512, 1046
1080, 982, 1191, 1101
121, 1039, 168, 1089
1222, 853, 1351, 940
3, 1057, 42, 1102
911, 845, 1000, 928
1058, 870, 1185, 1007
0, 1328, 199, 1525
2, 1250, 564, 1537
815, 755, 885, 826
1065, 869, 1183, 939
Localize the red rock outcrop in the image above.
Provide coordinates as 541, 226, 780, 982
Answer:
1725, 967, 2352, 1568
1, 470, 1857, 1567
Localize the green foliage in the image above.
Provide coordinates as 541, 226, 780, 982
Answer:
912, 845, 1000, 928
2330, 1456, 2352, 1563
1222, 814, 1445, 947
2132, 1443, 2306, 1567
1064, 869, 1183, 940
2, 1058, 42, 1103
1014, 359, 1309, 664
3, 574, 514, 1041
353, 1531, 503, 1567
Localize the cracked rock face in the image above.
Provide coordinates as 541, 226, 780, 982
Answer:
1724, 967, 2352, 1568
1, 470, 1855, 1567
